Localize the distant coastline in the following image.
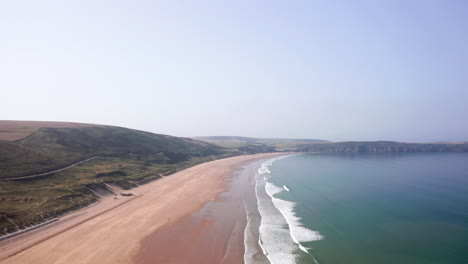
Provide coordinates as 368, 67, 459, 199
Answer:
193, 136, 468, 153
295, 141, 468, 153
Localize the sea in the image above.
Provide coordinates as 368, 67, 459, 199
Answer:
245, 152, 468, 264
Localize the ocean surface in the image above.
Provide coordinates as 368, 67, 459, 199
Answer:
249, 153, 468, 264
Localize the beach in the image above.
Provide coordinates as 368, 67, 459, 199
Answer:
0, 153, 281, 264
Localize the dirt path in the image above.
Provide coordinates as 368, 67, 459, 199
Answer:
1, 156, 99, 181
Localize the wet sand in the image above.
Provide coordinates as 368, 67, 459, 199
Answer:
134, 161, 258, 264
0, 153, 281, 264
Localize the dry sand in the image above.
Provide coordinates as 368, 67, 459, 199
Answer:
0, 153, 280, 264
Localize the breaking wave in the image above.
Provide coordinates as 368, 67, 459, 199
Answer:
253, 155, 323, 264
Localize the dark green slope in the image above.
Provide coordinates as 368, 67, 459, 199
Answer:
1, 126, 226, 179
0, 126, 233, 234
193, 136, 328, 151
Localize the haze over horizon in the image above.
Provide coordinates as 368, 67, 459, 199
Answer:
1, 1, 467, 142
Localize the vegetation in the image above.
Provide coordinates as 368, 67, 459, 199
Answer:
0, 126, 229, 179
0, 125, 235, 234
238, 144, 277, 154
193, 136, 328, 151
3, 126, 466, 235
194, 137, 468, 154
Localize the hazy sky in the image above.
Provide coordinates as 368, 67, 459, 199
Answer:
1, 1, 467, 142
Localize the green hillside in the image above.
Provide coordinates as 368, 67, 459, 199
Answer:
193, 136, 328, 151
1, 126, 225, 179
3, 127, 465, 235
0, 125, 232, 234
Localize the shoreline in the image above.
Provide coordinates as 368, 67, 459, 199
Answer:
0, 153, 285, 264
133, 157, 270, 264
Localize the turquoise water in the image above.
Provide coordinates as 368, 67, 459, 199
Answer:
261, 153, 468, 264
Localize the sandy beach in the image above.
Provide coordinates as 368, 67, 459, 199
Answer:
0, 153, 281, 264
134, 156, 263, 264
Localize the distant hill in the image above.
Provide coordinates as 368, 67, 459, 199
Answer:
2, 123, 466, 234
194, 136, 468, 153
193, 136, 328, 150
0, 121, 231, 234
0, 120, 94, 141
1, 123, 226, 179
296, 141, 468, 153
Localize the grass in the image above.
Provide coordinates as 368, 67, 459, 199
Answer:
0, 125, 237, 234
0, 154, 236, 234
192, 136, 329, 150
0, 126, 227, 179
3, 125, 465, 235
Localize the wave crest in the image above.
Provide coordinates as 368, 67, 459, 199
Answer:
265, 182, 324, 246
253, 155, 323, 264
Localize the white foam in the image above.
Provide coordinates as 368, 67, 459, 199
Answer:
255, 167, 300, 264
265, 181, 284, 196
244, 202, 263, 264
258, 160, 272, 175
265, 182, 324, 249
257, 154, 298, 175
258, 224, 298, 264
249, 154, 323, 264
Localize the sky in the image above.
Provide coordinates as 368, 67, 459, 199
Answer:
1, 0, 467, 142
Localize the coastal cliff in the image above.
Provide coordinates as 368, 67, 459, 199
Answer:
296, 141, 468, 153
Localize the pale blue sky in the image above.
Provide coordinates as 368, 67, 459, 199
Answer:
1, 1, 467, 142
